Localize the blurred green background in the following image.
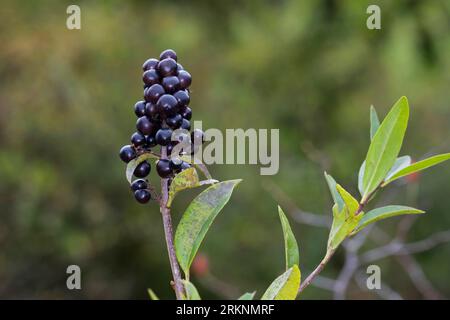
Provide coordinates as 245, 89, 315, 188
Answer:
1, 0, 450, 299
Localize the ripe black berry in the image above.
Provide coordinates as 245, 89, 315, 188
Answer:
156, 159, 172, 178
160, 49, 177, 62
145, 84, 165, 103
178, 70, 192, 89
131, 179, 147, 192
181, 118, 191, 130
180, 161, 191, 171
134, 189, 151, 204
134, 101, 146, 117
155, 128, 173, 146
146, 135, 157, 147
136, 116, 159, 135
157, 58, 178, 77
177, 63, 183, 71
156, 94, 178, 116
143, 58, 159, 71
166, 113, 183, 129
170, 158, 182, 170
119, 145, 136, 163
131, 132, 146, 146
174, 90, 190, 107
191, 129, 204, 144
162, 76, 180, 93
134, 161, 151, 178
180, 106, 192, 120
143, 69, 160, 86
144, 103, 158, 118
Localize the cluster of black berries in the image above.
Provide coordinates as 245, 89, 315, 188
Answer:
119, 49, 204, 204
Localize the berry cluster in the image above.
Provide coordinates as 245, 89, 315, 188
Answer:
119, 49, 204, 204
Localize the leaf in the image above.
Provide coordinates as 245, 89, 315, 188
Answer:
336, 184, 360, 216
261, 265, 301, 300
382, 153, 450, 186
385, 156, 412, 181
370, 105, 380, 140
362, 96, 409, 201
278, 206, 300, 270
324, 172, 344, 211
175, 180, 242, 277
358, 161, 365, 196
147, 288, 159, 300
125, 153, 159, 184
181, 280, 201, 300
167, 167, 201, 207
353, 205, 424, 234
238, 291, 256, 300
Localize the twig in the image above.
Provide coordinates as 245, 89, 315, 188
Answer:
298, 249, 335, 293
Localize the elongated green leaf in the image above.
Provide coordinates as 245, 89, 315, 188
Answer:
126, 153, 159, 184
238, 291, 256, 300
324, 172, 344, 211
278, 206, 300, 270
167, 167, 201, 207
147, 288, 159, 300
261, 265, 301, 300
181, 280, 201, 300
370, 105, 380, 140
362, 96, 409, 201
336, 184, 360, 216
383, 153, 450, 186
353, 205, 424, 234
358, 161, 366, 196
175, 180, 242, 277
385, 156, 411, 181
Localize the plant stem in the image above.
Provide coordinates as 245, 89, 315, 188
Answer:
298, 249, 335, 293
160, 146, 185, 300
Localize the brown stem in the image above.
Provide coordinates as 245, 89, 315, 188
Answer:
299, 249, 335, 293
160, 146, 185, 300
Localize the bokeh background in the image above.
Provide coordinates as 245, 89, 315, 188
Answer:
1, 0, 450, 299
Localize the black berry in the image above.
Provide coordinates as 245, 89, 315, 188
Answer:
162, 76, 180, 93
180, 106, 192, 120
131, 132, 146, 146
143, 69, 160, 86
136, 116, 159, 135
156, 94, 178, 116
166, 113, 183, 129
156, 159, 172, 178
181, 118, 191, 130
144, 103, 158, 118
174, 90, 190, 107
134, 189, 151, 204
157, 58, 178, 77
134, 161, 151, 178
155, 128, 173, 146
191, 129, 204, 144
119, 145, 136, 163
143, 58, 159, 71
144, 84, 165, 103
131, 179, 147, 192
178, 70, 192, 89
146, 135, 157, 147
160, 49, 177, 61
134, 101, 146, 117
177, 63, 183, 71
170, 158, 182, 170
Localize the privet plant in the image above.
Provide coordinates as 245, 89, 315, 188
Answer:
119, 50, 450, 300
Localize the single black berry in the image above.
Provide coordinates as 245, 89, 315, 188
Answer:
177, 63, 183, 71
157, 58, 178, 77
155, 128, 173, 146
180, 106, 192, 120
134, 101, 146, 117
144, 84, 165, 103
191, 129, 204, 144
119, 145, 136, 163
146, 135, 157, 147
160, 49, 177, 61
136, 116, 159, 135
180, 161, 191, 171
170, 158, 182, 171
131, 179, 147, 192
178, 70, 192, 89
156, 159, 172, 178
156, 94, 178, 116
181, 118, 191, 130
174, 90, 190, 107
143, 69, 160, 86
144, 103, 158, 118
162, 76, 180, 93
134, 189, 151, 204
134, 161, 151, 178
143, 58, 159, 71
131, 132, 146, 146
166, 113, 183, 129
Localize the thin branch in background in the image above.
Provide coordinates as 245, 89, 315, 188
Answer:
354, 270, 403, 300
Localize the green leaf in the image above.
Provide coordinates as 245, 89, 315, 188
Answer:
261, 265, 301, 300
362, 96, 409, 201
370, 105, 380, 140
324, 172, 344, 211
278, 206, 300, 270
125, 153, 159, 184
353, 205, 425, 234
175, 180, 242, 277
382, 153, 450, 186
167, 167, 201, 207
147, 288, 159, 300
358, 161, 366, 196
385, 156, 411, 181
181, 280, 201, 300
238, 291, 256, 300
336, 184, 360, 216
